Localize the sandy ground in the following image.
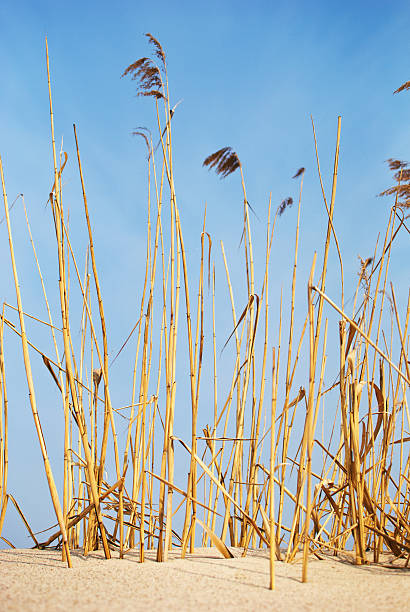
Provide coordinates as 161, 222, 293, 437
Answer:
0, 546, 409, 611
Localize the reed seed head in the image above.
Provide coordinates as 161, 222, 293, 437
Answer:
393, 80, 410, 94
292, 167, 305, 179
203, 147, 241, 178
379, 159, 410, 207
122, 57, 165, 100
278, 197, 293, 216
145, 33, 166, 68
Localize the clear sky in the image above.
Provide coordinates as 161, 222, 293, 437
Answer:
1, 0, 409, 547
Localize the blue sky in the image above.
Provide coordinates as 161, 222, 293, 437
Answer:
1, 0, 409, 547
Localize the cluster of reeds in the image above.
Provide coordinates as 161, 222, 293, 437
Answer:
0, 36, 409, 587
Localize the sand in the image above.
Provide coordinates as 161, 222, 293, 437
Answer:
0, 547, 409, 611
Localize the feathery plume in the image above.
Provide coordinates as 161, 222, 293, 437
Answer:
379, 158, 410, 207
203, 147, 241, 178
278, 197, 293, 216
146, 33, 166, 67
122, 57, 165, 100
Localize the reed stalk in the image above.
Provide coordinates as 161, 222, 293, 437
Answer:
1, 35, 408, 588
1, 152, 72, 566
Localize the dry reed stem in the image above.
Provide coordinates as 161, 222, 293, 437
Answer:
0, 151, 72, 567
0, 308, 8, 539
1, 35, 408, 589
46, 38, 110, 560
313, 286, 410, 387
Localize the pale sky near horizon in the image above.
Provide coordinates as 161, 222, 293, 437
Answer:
1, 0, 409, 547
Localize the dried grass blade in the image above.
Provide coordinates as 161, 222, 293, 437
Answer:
196, 518, 234, 558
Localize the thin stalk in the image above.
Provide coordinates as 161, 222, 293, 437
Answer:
0, 152, 71, 567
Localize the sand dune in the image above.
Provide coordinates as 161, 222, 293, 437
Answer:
1, 547, 409, 611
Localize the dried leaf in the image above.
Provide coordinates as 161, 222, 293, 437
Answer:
347, 348, 356, 374
42, 354, 62, 393
93, 368, 103, 388
196, 518, 234, 558
288, 387, 305, 409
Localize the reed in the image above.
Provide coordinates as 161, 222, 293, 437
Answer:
0, 304, 8, 542
0, 35, 409, 591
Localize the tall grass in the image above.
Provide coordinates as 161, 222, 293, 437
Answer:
0, 35, 409, 587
